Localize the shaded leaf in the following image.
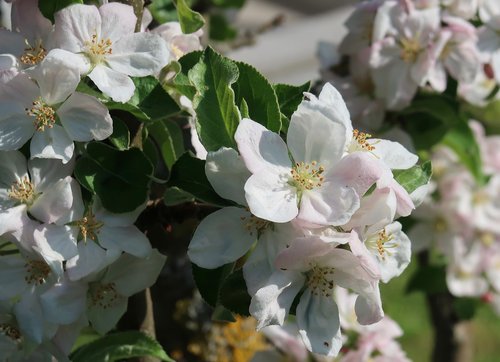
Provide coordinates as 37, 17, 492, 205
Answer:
174, 0, 205, 34
393, 161, 432, 194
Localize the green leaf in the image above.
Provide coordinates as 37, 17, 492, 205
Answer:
167, 152, 232, 206
109, 117, 130, 150
219, 269, 251, 316
211, 0, 245, 8
453, 298, 480, 321
233, 62, 281, 132
273, 82, 310, 132
442, 120, 485, 185
108, 76, 181, 122
148, 120, 185, 170
209, 13, 237, 41
70, 331, 173, 362
402, 94, 459, 150
39, 0, 82, 22
192, 263, 234, 307
392, 161, 432, 194
174, 0, 205, 34
188, 47, 241, 151
75, 142, 153, 213
406, 265, 448, 295
173, 51, 203, 99
148, 0, 178, 24
163, 186, 195, 206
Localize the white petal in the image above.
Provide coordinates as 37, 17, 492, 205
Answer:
98, 2, 136, 42
0, 205, 27, 237
107, 33, 170, 76
371, 139, 418, 169
188, 207, 256, 268
205, 147, 250, 205
54, 4, 101, 53
0, 150, 27, 188
29, 50, 89, 105
98, 225, 152, 258
88, 65, 135, 103
354, 289, 384, 325
235, 118, 291, 174
30, 125, 74, 164
0, 254, 27, 299
296, 290, 343, 357
33, 224, 78, 261
29, 176, 74, 224
92, 197, 144, 227
40, 280, 88, 325
0, 114, 34, 150
66, 241, 107, 281
58, 92, 113, 141
244, 168, 298, 223
88, 296, 127, 335
249, 271, 305, 329
28, 157, 74, 192
14, 292, 57, 344
103, 249, 166, 296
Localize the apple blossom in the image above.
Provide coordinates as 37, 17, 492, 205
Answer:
54, 3, 170, 102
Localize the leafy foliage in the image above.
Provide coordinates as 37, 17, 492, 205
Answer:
174, 0, 205, 34
393, 161, 432, 194
39, 0, 82, 22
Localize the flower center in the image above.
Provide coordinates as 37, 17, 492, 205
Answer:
20, 39, 46, 66
77, 211, 104, 242
367, 228, 397, 260
307, 264, 335, 297
24, 260, 51, 285
400, 37, 422, 63
472, 190, 489, 205
434, 217, 447, 233
240, 215, 271, 237
90, 282, 120, 309
26, 98, 56, 132
84, 33, 113, 64
349, 129, 376, 153
8, 176, 36, 205
170, 44, 185, 60
0, 324, 21, 341
290, 161, 325, 191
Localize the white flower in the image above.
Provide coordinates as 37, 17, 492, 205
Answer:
236, 84, 384, 225
54, 3, 170, 102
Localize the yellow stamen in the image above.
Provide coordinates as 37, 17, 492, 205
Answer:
8, 176, 36, 205
26, 98, 56, 131
290, 161, 325, 191
400, 37, 422, 63
20, 39, 46, 65
77, 211, 104, 242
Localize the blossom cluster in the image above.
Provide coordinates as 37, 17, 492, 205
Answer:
0, 0, 203, 359
188, 82, 425, 357
319, 0, 500, 130
251, 287, 409, 362
409, 120, 500, 313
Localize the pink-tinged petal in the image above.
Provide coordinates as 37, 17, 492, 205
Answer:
10, 0, 52, 43
296, 290, 343, 357
370, 139, 418, 170
107, 33, 170, 77
349, 231, 381, 280
29, 176, 74, 224
446, 43, 480, 83
40, 280, 88, 325
98, 225, 152, 258
88, 295, 127, 335
244, 168, 298, 223
30, 125, 74, 164
33, 224, 78, 261
88, 65, 135, 103
103, 249, 166, 297
235, 118, 291, 174
288, 94, 349, 167
29, 49, 89, 105
298, 182, 359, 226
377, 174, 415, 217
333, 152, 385, 196
0, 113, 34, 150
58, 92, 113, 142
0, 29, 24, 56
344, 188, 397, 231
249, 270, 305, 329
54, 4, 101, 52
188, 207, 255, 269
427, 61, 447, 92
98, 2, 136, 42
205, 147, 250, 206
